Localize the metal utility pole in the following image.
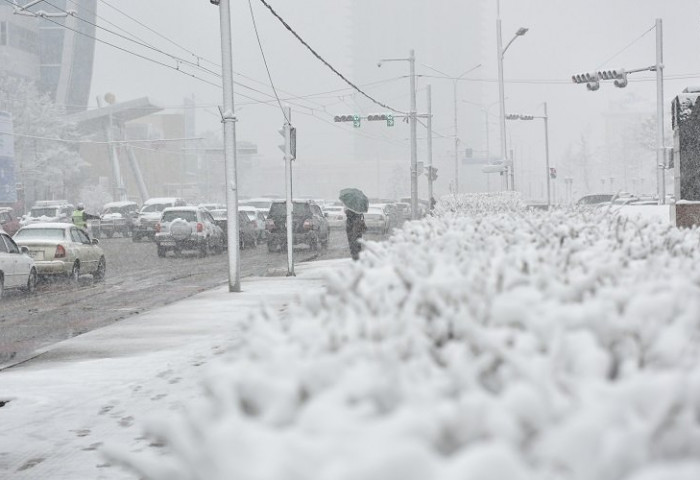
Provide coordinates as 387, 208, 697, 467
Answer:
426, 85, 434, 204
655, 18, 665, 205
216, 0, 241, 292
543, 102, 551, 207
496, 0, 528, 192
409, 49, 418, 219
283, 106, 295, 276
377, 50, 418, 218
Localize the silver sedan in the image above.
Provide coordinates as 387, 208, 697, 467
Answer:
13, 223, 106, 283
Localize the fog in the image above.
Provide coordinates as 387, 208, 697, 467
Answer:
85, 0, 700, 202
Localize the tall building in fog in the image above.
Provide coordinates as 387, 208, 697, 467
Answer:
0, 1, 96, 113
347, 0, 485, 197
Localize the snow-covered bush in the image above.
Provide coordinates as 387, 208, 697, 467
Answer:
108, 194, 700, 480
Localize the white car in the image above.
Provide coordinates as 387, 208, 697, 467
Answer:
13, 223, 106, 283
324, 206, 346, 228
364, 206, 389, 234
154, 206, 224, 257
0, 231, 38, 298
239, 206, 267, 243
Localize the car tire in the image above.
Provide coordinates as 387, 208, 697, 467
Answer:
23, 268, 37, 294
106, 230, 114, 238
198, 241, 208, 258
94, 257, 106, 283
132, 233, 140, 242
157, 245, 166, 257
0, 274, 4, 300
67, 262, 80, 285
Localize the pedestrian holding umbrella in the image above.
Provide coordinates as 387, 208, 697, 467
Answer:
339, 188, 368, 260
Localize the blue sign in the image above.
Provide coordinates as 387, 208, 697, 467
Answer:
0, 111, 17, 204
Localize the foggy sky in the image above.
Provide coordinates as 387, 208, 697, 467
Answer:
88, 0, 700, 199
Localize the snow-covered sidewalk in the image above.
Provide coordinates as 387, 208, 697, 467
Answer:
0, 259, 343, 480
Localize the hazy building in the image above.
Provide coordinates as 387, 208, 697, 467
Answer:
0, 1, 96, 112
0, 6, 40, 81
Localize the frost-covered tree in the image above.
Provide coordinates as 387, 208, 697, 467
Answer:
0, 73, 87, 204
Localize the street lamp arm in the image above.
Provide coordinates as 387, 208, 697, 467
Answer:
378, 57, 410, 67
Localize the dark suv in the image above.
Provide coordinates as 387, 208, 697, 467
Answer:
266, 200, 329, 252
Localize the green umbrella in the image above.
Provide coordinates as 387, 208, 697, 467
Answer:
339, 188, 369, 213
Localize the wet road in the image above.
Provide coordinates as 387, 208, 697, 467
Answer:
0, 229, 366, 370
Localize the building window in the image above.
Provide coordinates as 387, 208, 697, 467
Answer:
8, 22, 38, 53
0, 22, 6, 46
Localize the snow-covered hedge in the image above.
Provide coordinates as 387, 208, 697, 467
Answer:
110, 194, 700, 480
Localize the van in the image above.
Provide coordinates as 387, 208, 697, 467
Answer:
99, 201, 140, 238
133, 197, 187, 242
21, 200, 74, 227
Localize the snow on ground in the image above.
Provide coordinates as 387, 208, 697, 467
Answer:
106, 193, 700, 480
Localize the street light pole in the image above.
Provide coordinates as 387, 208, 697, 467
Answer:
506, 104, 552, 207
378, 50, 418, 219
655, 18, 665, 205
409, 49, 418, 220
420, 63, 481, 196
427, 84, 434, 204
543, 102, 551, 207
496, 0, 528, 191
216, 0, 240, 292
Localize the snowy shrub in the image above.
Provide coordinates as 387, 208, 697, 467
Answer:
107, 193, 700, 480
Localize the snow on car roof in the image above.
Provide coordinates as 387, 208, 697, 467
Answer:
161, 206, 198, 212
103, 201, 138, 208
19, 222, 73, 229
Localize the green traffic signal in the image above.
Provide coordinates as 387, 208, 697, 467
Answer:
386, 113, 394, 127
353, 114, 361, 128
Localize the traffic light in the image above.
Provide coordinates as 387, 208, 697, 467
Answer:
549, 167, 557, 179
290, 126, 297, 160
334, 115, 355, 122
353, 114, 361, 128
210, 0, 220, 4
571, 72, 600, 91
427, 166, 438, 181
598, 69, 628, 88
367, 114, 387, 121
386, 113, 394, 127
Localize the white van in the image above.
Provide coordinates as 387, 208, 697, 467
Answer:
133, 197, 186, 242
21, 200, 74, 227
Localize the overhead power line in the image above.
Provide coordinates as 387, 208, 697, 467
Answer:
256, 0, 406, 114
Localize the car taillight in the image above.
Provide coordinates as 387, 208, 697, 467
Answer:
266, 219, 275, 230
55, 245, 66, 258
197, 222, 203, 233
303, 219, 313, 230
155, 222, 161, 233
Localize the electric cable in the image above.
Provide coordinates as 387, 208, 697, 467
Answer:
247, 0, 289, 123
256, 0, 406, 115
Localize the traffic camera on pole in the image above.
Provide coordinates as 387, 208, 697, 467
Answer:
571, 72, 600, 91
598, 69, 628, 88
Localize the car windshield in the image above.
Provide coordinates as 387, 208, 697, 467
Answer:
242, 200, 272, 210
242, 211, 256, 220
141, 203, 170, 213
29, 208, 60, 217
577, 194, 614, 205
14, 228, 66, 240
102, 207, 123, 215
269, 202, 310, 217
161, 211, 197, 223
210, 210, 226, 220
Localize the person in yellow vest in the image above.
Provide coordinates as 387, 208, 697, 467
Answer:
72, 203, 100, 232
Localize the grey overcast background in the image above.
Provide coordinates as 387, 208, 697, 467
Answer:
88, 0, 700, 200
